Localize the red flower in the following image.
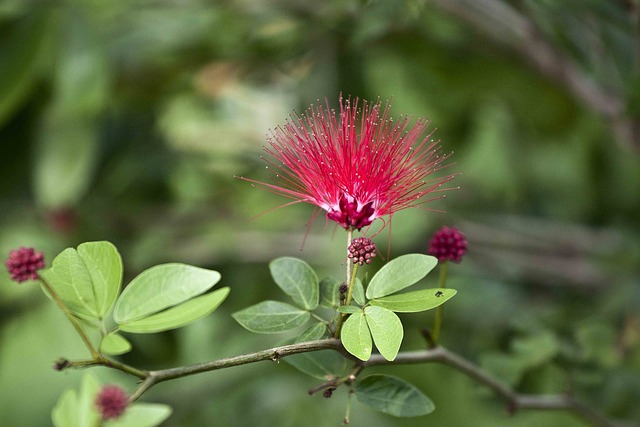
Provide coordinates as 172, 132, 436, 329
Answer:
5, 247, 45, 283
95, 385, 128, 420
242, 95, 456, 230
428, 226, 467, 263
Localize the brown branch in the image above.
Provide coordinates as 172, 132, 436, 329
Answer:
62, 338, 625, 426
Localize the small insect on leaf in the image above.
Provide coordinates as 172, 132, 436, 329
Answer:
435, 291, 443, 297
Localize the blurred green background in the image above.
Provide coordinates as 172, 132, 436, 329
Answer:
1, 0, 639, 426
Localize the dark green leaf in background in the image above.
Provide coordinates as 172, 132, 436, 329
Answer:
354, 374, 435, 417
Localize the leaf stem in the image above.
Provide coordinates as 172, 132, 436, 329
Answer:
38, 276, 100, 358
431, 261, 448, 343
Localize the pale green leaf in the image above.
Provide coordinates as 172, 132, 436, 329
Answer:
364, 306, 403, 361
52, 373, 101, 427
341, 311, 372, 361
354, 374, 435, 417
77, 241, 123, 317
319, 277, 341, 308
100, 332, 132, 356
369, 289, 457, 313
270, 257, 319, 310
40, 248, 98, 317
232, 301, 310, 333
105, 404, 172, 427
113, 263, 221, 324
118, 287, 229, 333
337, 305, 361, 314
366, 254, 437, 299
352, 277, 365, 306
295, 322, 328, 342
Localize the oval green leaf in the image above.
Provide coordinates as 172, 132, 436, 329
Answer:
369, 289, 457, 313
352, 277, 365, 306
366, 254, 437, 299
269, 257, 319, 310
77, 241, 123, 317
100, 332, 132, 356
341, 311, 372, 361
40, 248, 98, 318
354, 374, 435, 417
118, 287, 230, 333
319, 277, 341, 308
104, 403, 172, 427
337, 305, 361, 314
113, 263, 221, 324
364, 306, 403, 361
232, 300, 310, 333
52, 373, 100, 427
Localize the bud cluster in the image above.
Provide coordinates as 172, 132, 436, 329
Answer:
428, 226, 467, 263
5, 247, 45, 283
95, 385, 128, 420
347, 237, 377, 266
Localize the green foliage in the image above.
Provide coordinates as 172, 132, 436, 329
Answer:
341, 311, 372, 361
319, 277, 341, 308
232, 300, 310, 333
270, 257, 319, 310
354, 375, 435, 417
52, 373, 171, 427
117, 287, 229, 333
41, 241, 123, 318
369, 288, 457, 312
366, 254, 437, 299
113, 263, 221, 325
363, 306, 403, 361
100, 332, 132, 356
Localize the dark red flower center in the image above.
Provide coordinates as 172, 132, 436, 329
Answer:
326, 195, 376, 230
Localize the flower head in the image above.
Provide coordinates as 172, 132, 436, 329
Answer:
5, 247, 45, 283
428, 226, 467, 263
243, 95, 456, 230
95, 385, 128, 420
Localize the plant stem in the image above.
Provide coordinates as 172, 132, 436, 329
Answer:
334, 228, 358, 338
431, 261, 448, 343
38, 277, 99, 358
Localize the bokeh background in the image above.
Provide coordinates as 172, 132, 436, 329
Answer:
1, 1, 639, 426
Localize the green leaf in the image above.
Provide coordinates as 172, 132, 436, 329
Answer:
295, 322, 328, 342
370, 289, 457, 313
52, 373, 101, 427
352, 277, 365, 306
340, 311, 372, 361
364, 306, 403, 361
319, 277, 341, 308
354, 374, 435, 417
77, 241, 123, 317
118, 287, 229, 333
100, 332, 132, 356
269, 257, 319, 310
113, 263, 221, 324
366, 254, 437, 299
105, 404, 172, 427
284, 350, 351, 380
285, 322, 350, 380
337, 305, 361, 314
40, 248, 98, 318
232, 301, 310, 333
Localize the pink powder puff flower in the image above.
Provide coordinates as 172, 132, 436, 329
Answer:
241, 95, 456, 231
95, 385, 128, 420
